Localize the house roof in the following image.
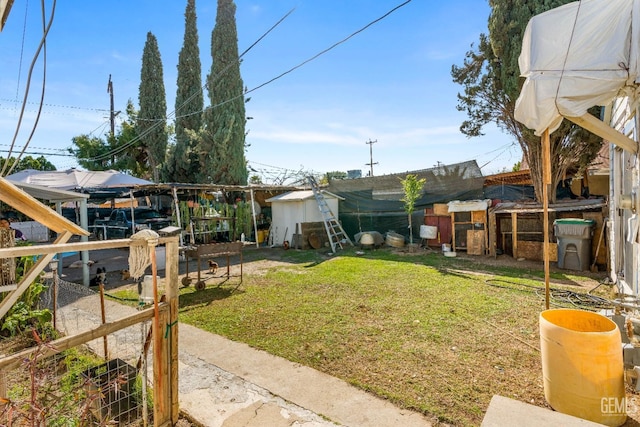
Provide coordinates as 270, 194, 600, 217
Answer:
483, 170, 532, 186
265, 190, 343, 203
327, 160, 484, 197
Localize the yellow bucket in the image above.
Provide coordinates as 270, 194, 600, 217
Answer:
539, 309, 626, 426
257, 230, 266, 244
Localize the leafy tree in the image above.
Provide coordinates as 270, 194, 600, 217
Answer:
451, 0, 602, 202
69, 101, 150, 177
138, 32, 168, 182
512, 161, 521, 172
198, 0, 248, 191
0, 156, 56, 174
165, 0, 203, 183
400, 174, 426, 245
69, 135, 112, 171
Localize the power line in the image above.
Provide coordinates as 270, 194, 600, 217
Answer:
245, 0, 412, 97
81, 0, 413, 166
0, 148, 75, 157
0, 142, 69, 153
0, 98, 110, 112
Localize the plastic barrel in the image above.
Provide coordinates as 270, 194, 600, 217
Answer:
540, 309, 626, 426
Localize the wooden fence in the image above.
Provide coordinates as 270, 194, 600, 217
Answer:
0, 235, 180, 426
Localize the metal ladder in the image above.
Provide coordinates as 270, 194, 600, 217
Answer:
307, 176, 353, 252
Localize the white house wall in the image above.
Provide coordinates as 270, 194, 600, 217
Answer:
609, 95, 640, 295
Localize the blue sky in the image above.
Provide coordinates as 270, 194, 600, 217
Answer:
0, 0, 521, 182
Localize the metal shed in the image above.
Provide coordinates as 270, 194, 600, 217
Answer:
265, 190, 343, 246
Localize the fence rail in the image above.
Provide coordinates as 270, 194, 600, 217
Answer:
0, 235, 180, 426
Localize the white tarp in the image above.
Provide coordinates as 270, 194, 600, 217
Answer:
515, 0, 640, 135
6, 169, 152, 191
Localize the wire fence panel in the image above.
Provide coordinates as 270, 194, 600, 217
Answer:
0, 278, 155, 426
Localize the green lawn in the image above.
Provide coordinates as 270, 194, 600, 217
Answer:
173, 247, 608, 426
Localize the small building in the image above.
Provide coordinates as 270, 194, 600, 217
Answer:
265, 190, 343, 247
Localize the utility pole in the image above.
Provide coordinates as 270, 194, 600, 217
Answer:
107, 75, 121, 166
365, 139, 378, 177
107, 74, 115, 138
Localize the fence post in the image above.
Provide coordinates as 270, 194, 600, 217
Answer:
165, 236, 180, 424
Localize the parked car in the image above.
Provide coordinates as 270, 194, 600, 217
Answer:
91, 208, 172, 240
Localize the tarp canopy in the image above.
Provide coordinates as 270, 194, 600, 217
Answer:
515, 0, 640, 135
6, 169, 152, 200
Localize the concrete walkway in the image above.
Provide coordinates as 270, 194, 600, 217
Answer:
55, 285, 433, 427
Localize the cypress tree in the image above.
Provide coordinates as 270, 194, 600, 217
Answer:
199, 0, 248, 187
138, 32, 168, 182
166, 0, 203, 183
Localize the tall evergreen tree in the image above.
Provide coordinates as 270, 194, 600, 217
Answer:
138, 32, 168, 182
165, 0, 203, 183
451, 0, 602, 202
199, 0, 248, 188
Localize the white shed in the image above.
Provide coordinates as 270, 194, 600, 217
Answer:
265, 190, 343, 246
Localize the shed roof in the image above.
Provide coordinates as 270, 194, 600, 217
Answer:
266, 190, 343, 203
491, 198, 606, 214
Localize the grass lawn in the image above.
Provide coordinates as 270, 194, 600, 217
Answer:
171, 247, 611, 426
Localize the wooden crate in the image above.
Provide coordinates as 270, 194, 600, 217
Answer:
518, 241, 557, 262
471, 210, 486, 223
433, 203, 449, 216
466, 230, 485, 255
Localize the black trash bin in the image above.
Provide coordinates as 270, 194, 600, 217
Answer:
554, 219, 595, 271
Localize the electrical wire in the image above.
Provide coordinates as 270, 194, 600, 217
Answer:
1, 0, 57, 177
0, 98, 110, 112
14, 0, 29, 106
6, 0, 52, 177
245, 0, 412, 97
82, 7, 297, 163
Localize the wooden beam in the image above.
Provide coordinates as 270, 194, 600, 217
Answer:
566, 114, 638, 154
511, 212, 518, 259
0, 177, 88, 236
0, 235, 176, 258
0, 305, 159, 371
542, 129, 551, 310
0, 231, 72, 322
164, 236, 180, 423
